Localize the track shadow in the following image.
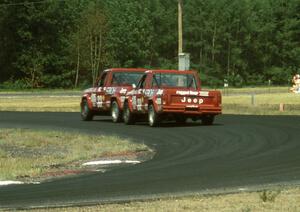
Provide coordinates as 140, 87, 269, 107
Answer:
90, 116, 223, 128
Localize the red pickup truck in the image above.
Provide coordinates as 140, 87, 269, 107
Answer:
80, 68, 146, 122
123, 70, 222, 127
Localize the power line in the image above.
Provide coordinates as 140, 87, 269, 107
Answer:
0, 0, 65, 7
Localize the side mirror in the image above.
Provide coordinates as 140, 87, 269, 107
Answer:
132, 83, 136, 89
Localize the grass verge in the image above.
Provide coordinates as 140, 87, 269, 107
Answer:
1, 91, 300, 115
0, 96, 80, 112
0, 128, 152, 182
222, 93, 300, 115
28, 187, 300, 211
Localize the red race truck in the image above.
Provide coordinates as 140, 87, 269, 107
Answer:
123, 70, 222, 127
80, 68, 146, 122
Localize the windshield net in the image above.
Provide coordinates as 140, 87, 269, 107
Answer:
152, 73, 197, 89
111, 72, 144, 86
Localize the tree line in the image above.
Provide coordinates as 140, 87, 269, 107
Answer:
0, 0, 299, 88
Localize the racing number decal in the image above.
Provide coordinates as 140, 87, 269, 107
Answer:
137, 98, 142, 111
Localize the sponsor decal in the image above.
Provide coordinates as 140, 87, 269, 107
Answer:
155, 97, 162, 105
96, 95, 104, 108
120, 96, 126, 103
176, 90, 198, 96
199, 91, 209, 96
120, 88, 127, 94
144, 89, 154, 97
127, 90, 135, 95
132, 96, 137, 109
142, 89, 163, 97
91, 94, 97, 103
96, 102, 103, 108
137, 98, 142, 111
156, 89, 164, 95
106, 87, 117, 95
181, 97, 204, 104
84, 88, 96, 93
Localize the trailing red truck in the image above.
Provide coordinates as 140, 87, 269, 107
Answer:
123, 70, 222, 127
80, 68, 146, 122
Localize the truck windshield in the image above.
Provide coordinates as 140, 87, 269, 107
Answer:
152, 73, 197, 89
111, 72, 144, 86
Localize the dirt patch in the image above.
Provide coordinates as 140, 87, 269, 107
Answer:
25, 150, 154, 183
0, 128, 154, 183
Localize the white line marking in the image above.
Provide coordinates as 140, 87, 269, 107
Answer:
0, 181, 40, 186
0, 181, 24, 186
82, 160, 141, 166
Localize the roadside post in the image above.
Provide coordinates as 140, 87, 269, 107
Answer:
224, 79, 229, 96
279, 103, 285, 112
251, 93, 255, 106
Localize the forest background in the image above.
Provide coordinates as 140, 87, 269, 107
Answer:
0, 0, 299, 89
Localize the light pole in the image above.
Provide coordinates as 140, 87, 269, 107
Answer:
178, 0, 190, 71
178, 0, 183, 54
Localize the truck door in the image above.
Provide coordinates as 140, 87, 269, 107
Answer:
132, 74, 147, 112
94, 71, 108, 109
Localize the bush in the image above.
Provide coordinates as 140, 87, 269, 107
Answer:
0, 79, 30, 90
259, 190, 281, 202
265, 66, 292, 85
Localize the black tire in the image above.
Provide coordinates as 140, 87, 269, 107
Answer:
175, 115, 187, 124
202, 115, 214, 125
148, 104, 160, 127
111, 101, 122, 123
123, 101, 135, 125
81, 98, 93, 121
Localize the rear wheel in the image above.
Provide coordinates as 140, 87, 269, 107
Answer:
111, 101, 122, 123
202, 115, 214, 125
148, 104, 160, 127
81, 99, 93, 121
123, 101, 135, 125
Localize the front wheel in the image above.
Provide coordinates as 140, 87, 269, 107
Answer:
202, 115, 214, 125
123, 101, 135, 125
81, 99, 93, 121
148, 104, 160, 127
111, 101, 122, 123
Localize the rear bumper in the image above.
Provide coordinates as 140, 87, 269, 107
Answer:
160, 105, 222, 115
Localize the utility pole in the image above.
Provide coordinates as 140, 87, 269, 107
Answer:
178, 0, 190, 71
178, 0, 183, 54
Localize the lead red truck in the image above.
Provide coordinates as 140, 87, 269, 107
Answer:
123, 70, 222, 127
80, 68, 146, 122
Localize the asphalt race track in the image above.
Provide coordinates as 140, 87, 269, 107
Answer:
1, 112, 300, 209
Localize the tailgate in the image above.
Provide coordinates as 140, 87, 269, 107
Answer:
169, 91, 218, 106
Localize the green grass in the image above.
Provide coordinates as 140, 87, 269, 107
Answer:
28, 187, 300, 211
0, 96, 80, 112
0, 88, 82, 94
1, 89, 300, 115
0, 128, 151, 181
223, 93, 300, 115
1, 89, 300, 210
220, 86, 290, 95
